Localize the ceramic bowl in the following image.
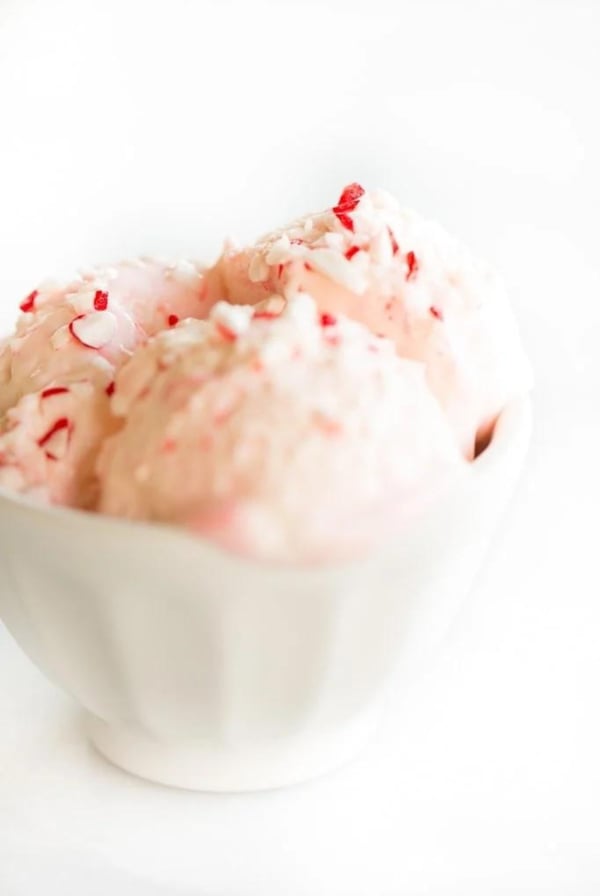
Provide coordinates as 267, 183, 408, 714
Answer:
0, 397, 531, 791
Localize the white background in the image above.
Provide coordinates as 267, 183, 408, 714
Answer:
1, 0, 599, 893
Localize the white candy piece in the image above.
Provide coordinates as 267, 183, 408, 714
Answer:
69, 311, 118, 349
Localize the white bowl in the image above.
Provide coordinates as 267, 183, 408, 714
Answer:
0, 397, 531, 791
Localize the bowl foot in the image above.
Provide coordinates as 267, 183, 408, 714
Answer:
86, 706, 383, 792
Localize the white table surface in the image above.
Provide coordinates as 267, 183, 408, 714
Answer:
1, 1, 599, 893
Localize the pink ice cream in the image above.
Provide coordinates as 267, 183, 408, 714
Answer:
206, 184, 532, 458
0, 183, 531, 561
0, 382, 117, 508
0, 258, 210, 505
97, 295, 465, 561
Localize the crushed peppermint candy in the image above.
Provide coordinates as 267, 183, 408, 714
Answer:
335, 183, 365, 212
20, 290, 38, 313
41, 386, 70, 400
388, 227, 400, 255
406, 251, 419, 280
37, 417, 71, 461
332, 183, 365, 232
93, 290, 109, 311
216, 322, 237, 343
69, 311, 118, 349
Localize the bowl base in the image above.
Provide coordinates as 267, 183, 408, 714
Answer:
86, 705, 383, 792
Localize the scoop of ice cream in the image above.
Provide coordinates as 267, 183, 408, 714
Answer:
0, 381, 117, 508
98, 294, 465, 562
0, 258, 209, 414
207, 184, 532, 458
0, 258, 211, 505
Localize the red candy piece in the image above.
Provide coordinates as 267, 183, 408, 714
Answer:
344, 245, 360, 260
333, 182, 365, 232
429, 305, 444, 321
93, 290, 109, 311
168, 314, 179, 327
333, 210, 355, 232
41, 386, 70, 400
320, 312, 337, 327
388, 227, 399, 255
406, 251, 419, 280
20, 290, 38, 313
69, 312, 115, 349
216, 322, 237, 342
105, 381, 115, 397
37, 417, 71, 460
335, 183, 365, 211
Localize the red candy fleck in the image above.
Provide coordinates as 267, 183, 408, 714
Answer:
168, 314, 179, 327
216, 322, 237, 342
406, 251, 419, 280
69, 313, 112, 349
38, 418, 69, 447
253, 311, 278, 320
277, 264, 284, 279
20, 290, 38, 313
37, 417, 71, 459
41, 386, 70, 400
105, 381, 115, 397
333, 210, 355, 232
304, 262, 313, 272
320, 312, 337, 327
333, 183, 365, 232
335, 183, 365, 211
344, 245, 360, 260
429, 305, 444, 321
388, 227, 399, 255
93, 290, 109, 311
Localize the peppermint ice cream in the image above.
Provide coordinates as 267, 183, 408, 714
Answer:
0, 258, 209, 505
0, 182, 531, 561
207, 184, 532, 457
98, 295, 465, 561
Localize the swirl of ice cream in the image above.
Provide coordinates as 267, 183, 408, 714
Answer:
98, 294, 466, 561
206, 184, 532, 458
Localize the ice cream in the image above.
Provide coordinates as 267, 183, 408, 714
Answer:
0, 382, 117, 508
0, 258, 209, 505
0, 257, 208, 414
98, 295, 465, 561
0, 182, 531, 561
206, 184, 532, 458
